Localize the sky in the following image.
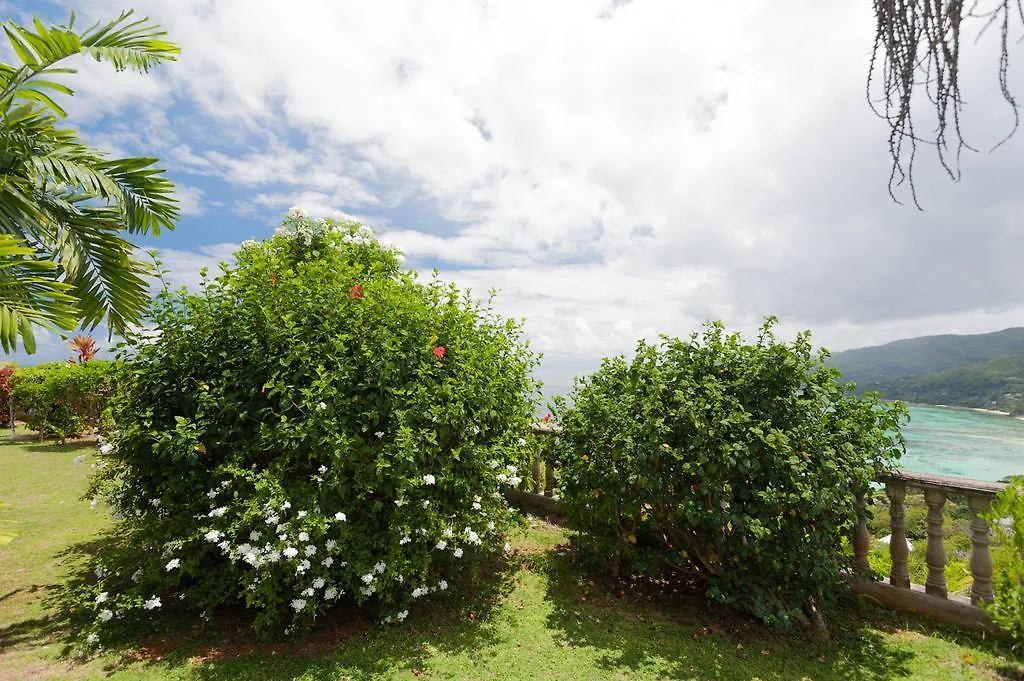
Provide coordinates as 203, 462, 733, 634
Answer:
6, 0, 1024, 393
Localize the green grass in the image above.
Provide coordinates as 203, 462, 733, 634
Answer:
2, 437, 1023, 680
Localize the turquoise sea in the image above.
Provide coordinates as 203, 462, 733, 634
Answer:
901, 405, 1024, 482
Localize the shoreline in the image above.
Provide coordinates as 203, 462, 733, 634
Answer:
910, 402, 1024, 421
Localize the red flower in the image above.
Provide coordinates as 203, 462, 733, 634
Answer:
269, 273, 279, 285
433, 346, 446, 359
349, 284, 364, 299
542, 413, 552, 423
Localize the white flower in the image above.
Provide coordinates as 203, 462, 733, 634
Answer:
361, 573, 375, 585
325, 586, 338, 600
322, 557, 334, 567
209, 507, 227, 518
301, 587, 314, 597
443, 528, 454, 538
374, 561, 386, 574
439, 580, 448, 591
487, 521, 496, 531
207, 489, 218, 499
422, 500, 430, 508
335, 512, 346, 522
218, 541, 229, 551
243, 552, 259, 566
305, 545, 317, 556
281, 501, 291, 510
95, 592, 108, 604
131, 569, 143, 583
283, 547, 298, 558
361, 584, 376, 596
510, 476, 522, 487
297, 511, 307, 519
288, 206, 306, 218
312, 577, 325, 589
396, 574, 404, 583
290, 598, 307, 611
412, 587, 426, 598
453, 548, 464, 558
143, 596, 161, 610
466, 531, 480, 545
472, 502, 482, 511
488, 460, 499, 469
422, 474, 436, 485
316, 401, 327, 411
375, 431, 384, 438
397, 610, 408, 621
275, 226, 288, 236
296, 559, 311, 574
518, 438, 527, 446
497, 473, 508, 483
436, 540, 447, 550
98, 609, 113, 622
504, 542, 512, 554
298, 532, 309, 542
204, 530, 221, 542
399, 535, 411, 545
249, 530, 262, 541
99, 444, 114, 455
165, 558, 180, 572
318, 465, 327, 474
86, 633, 99, 645
506, 464, 517, 474
220, 480, 230, 488
237, 543, 253, 555
149, 498, 161, 508
394, 499, 406, 507
265, 514, 279, 525
325, 539, 337, 551
266, 550, 281, 563
90, 498, 98, 509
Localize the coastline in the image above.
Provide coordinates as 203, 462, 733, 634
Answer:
911, 402, 1024, 422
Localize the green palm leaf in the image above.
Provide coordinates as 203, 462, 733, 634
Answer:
0, 12, 179, 350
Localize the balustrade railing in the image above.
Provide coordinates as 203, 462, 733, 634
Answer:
520, 423, 1009, 631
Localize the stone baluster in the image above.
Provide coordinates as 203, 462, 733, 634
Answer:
531, 455, 542, 494
886, 481, 911, 589
923, 489, 948, 598
544, 459, 555, 496
968, 495, 994, 606
852, 492, 871, 574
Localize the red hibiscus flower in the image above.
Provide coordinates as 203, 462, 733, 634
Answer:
349, 284, 364, 299
433, 346, 446, 359
542, 413, 552, 423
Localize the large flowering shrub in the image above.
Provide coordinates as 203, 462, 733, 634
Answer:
81, 212, 538, 643
550, 319, 906, 626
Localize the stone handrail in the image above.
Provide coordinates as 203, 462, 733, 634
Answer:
522, 423, 1009, 631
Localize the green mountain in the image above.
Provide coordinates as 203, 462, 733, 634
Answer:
829, 328, 1024, 415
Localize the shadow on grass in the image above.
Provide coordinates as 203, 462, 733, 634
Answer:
0, 436, 97, 453
1, 527, 523, 680
537, 547, 929, 681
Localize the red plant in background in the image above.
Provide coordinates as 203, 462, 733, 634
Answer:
67, 335, 99, 363
542, 412, 552, 423
0, 364, 13, 416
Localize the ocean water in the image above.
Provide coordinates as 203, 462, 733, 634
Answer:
900, 405, 1024, 482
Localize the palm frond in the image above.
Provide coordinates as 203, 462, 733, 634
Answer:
0, 234, 77, 353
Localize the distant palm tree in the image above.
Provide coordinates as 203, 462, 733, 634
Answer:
0, 10, 180, 353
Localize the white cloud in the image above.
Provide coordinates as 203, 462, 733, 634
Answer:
53, 0, 1024, 379
174, 184, 205, 216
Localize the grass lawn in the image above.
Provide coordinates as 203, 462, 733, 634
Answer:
2, 436, 1023, 680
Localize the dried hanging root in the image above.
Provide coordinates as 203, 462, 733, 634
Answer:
867, 0, 1023, 207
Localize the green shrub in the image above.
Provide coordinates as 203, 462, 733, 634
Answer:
82, 211, 539, 644
982, 478, 1024, 650
550, 319, 906, 626
11, 360, 114, 441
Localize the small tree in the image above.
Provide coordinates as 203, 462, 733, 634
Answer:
67, 335, 99, 363
551, 318, 907, 627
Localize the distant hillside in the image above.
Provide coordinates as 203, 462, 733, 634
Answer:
830, 328, 1024, 416
830, 327, 1024, 384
